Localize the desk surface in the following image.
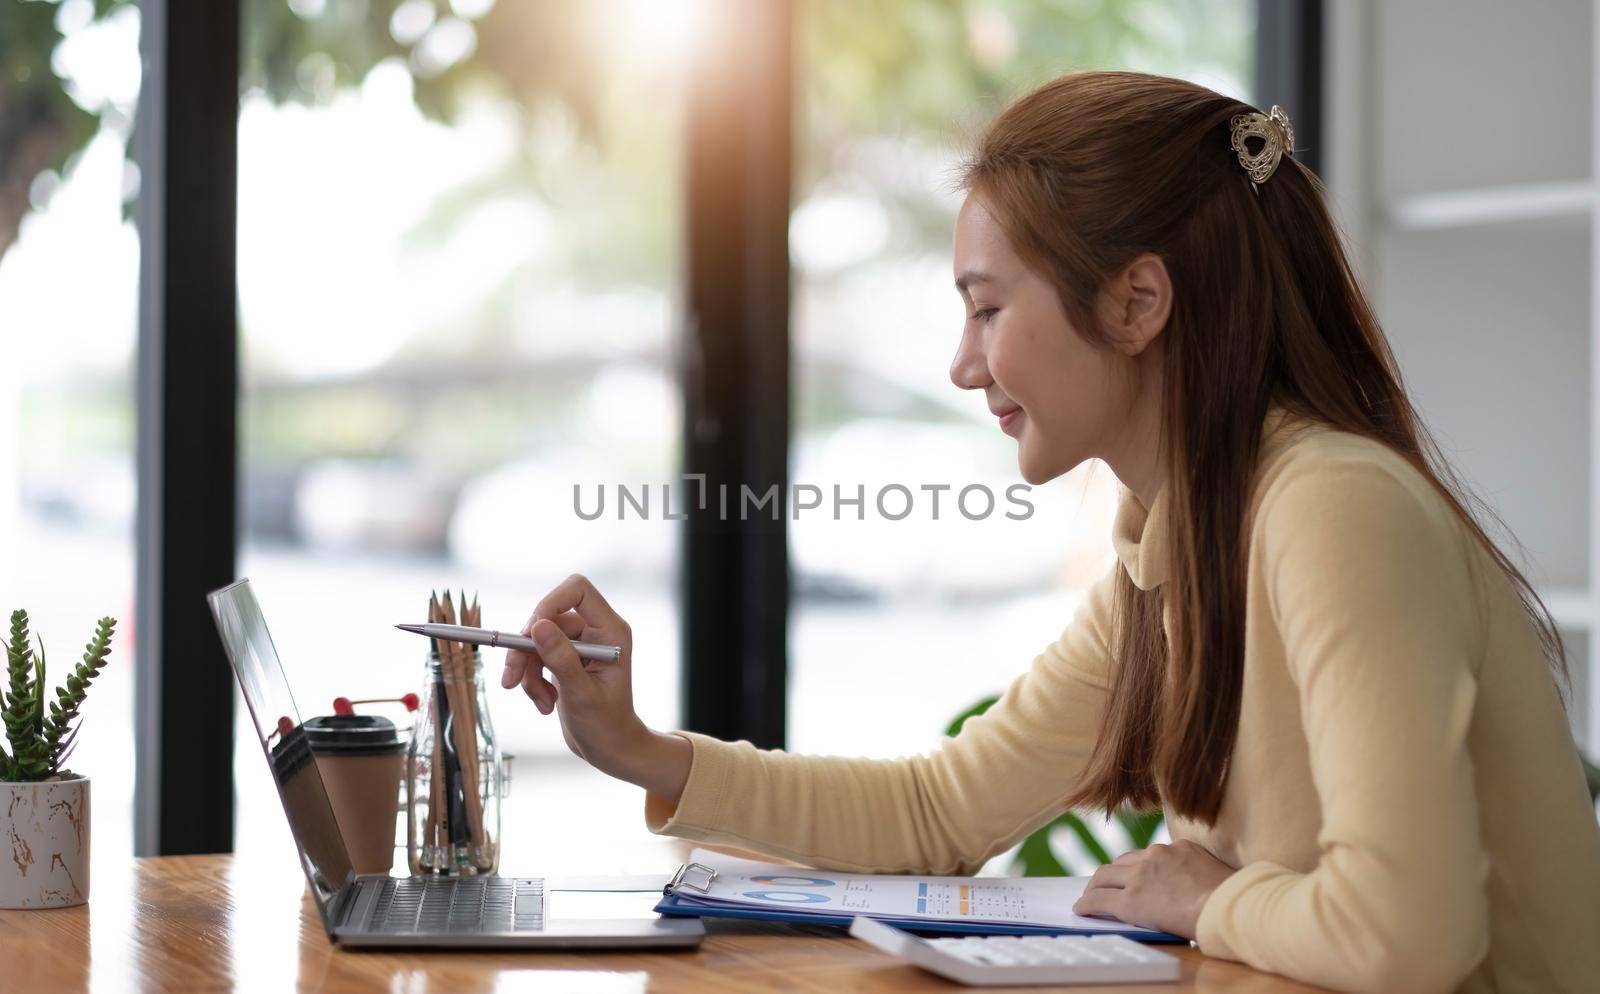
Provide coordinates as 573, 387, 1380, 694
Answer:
1, 854, 1332, 993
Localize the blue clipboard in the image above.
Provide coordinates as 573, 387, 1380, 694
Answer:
654, 862, 1187, 944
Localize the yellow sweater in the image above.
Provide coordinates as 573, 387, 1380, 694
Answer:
644, 407, 1600, 993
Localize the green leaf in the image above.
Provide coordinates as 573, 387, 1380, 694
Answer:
1582, 751, 1600, 804
1012, 824, 1071, 877
1114, 808, 1165, 850
4, 609, 40, 774
33, 641, 45, 731
1058, 812, 1114, 866
944, 696, 999, 738
42, 616, 116, 775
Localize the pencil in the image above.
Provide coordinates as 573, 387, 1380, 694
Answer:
440, 591, 489, 867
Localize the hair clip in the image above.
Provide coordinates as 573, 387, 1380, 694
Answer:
1228, 104, 1294, 195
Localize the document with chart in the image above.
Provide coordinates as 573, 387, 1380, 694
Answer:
655, 849, 1183, 941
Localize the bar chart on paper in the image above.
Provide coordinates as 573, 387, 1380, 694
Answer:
913, 881, 1026, 920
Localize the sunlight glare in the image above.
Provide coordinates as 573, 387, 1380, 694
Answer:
617, 0, 706, 67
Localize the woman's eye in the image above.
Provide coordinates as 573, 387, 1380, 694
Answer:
971, 307, 998, 324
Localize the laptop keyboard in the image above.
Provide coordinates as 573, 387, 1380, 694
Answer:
368, 876, 545, 934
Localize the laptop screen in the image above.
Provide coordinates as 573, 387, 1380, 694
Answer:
208, 578, 355, 920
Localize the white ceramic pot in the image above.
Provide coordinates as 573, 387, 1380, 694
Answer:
0, 775, 90, 909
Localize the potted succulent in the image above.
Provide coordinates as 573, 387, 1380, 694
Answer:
0, 609, 115, 909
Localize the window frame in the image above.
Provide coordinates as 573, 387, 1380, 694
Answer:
134, 0, 242, 856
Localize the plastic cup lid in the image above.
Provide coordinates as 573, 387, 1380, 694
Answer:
302, 714, 406, 754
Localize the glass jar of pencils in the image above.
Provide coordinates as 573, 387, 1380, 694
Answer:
406, 647, 503, 875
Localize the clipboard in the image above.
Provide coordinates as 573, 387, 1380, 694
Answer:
655, 858, 1186, 942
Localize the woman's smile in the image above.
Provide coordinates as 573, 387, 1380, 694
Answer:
994, 404, 1023, 433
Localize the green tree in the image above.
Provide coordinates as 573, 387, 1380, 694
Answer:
0, 0, 125, 257
0, 0, 1248, 272
0, 0, 623, 265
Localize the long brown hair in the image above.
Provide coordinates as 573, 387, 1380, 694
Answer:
959, 70, 1567, 824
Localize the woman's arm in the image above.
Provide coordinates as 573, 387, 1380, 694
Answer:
1194, 457, 1491, 993
646, 567, 1120, 874
507, 569, 1122, 876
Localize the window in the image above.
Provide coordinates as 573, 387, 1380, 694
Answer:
0, 0, 142, 881
234, 0, 691, 871
788, 0, 1254, 865
6, 0, 1278, 867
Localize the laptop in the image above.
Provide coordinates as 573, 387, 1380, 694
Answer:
208, 578, 705, 949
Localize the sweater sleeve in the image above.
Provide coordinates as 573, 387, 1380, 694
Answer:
1194, 457, 1492, 993
641, 566, 1122, 875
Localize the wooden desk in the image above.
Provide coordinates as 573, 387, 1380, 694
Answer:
1, 855, 1331, 993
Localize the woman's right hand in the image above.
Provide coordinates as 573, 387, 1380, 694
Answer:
500, 574, 690, 801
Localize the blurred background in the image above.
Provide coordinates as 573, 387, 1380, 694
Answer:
2, 0, 1593, 888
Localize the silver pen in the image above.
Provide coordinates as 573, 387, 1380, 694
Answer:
395, 622, 622, 663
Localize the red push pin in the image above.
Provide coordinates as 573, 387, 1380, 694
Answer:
332, 694, 420, 716
266, 715, 295, 744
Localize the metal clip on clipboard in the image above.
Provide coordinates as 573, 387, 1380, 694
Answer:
666, 861, 718, 895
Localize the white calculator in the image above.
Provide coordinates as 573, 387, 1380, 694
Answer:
849, 916, 1181, 986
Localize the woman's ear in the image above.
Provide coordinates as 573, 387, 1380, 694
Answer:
1098, 252, 1173, 356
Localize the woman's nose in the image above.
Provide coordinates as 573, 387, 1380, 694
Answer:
949, 328, 991, 391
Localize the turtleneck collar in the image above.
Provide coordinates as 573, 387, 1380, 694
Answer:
1112, 484, 1169, 591
1110, 403, 1300, 591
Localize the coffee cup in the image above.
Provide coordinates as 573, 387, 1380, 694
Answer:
303, 714, 407, 875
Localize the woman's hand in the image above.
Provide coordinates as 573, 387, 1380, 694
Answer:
1072, 839, 1235, 939
500, 574, 690, 801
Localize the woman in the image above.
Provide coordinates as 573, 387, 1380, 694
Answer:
500, 72, 1600, 993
